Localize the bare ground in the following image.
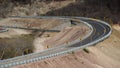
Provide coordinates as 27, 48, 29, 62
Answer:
12, 27, 120, 68
0, 1, 120, 67
33, 37, 50, 53
0, 18, 66, 38
0, 18, 66, 29
43, 26, 90, 49
0, 17, 90, 55
34, 25, 90, 53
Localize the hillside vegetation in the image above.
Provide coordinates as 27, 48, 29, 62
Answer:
0, 0, 119, 24
0, 0, 120, 68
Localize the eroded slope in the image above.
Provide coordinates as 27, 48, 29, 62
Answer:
13, 28, 120, 68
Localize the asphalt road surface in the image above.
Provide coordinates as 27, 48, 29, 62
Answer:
0, 16, 112, 68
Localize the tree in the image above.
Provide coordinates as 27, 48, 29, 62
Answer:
85, 0, 120, 13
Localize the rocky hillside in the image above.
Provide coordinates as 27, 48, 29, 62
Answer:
0, 0, 74, 17
0, 0, 119, 24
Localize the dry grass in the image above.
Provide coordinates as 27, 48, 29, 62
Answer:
0, 34, 34, 60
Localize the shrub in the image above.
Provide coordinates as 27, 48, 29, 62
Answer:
83, 48, 89, 53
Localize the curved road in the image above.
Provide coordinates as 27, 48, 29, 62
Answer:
0, 16, 112, 68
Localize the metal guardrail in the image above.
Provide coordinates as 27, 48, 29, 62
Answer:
0, 17, 93, 60
0, 29, 8, 33
0, 16, 112, 68
0, 28, 8, 33
0, 26, 60, 32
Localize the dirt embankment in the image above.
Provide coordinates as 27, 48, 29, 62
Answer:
34, 25, 90, 53
0, 18, 65, 38
0, 17, 90, 59
0, 18, 69, 59
13, 27, 120, 68
43, 26, 89, 48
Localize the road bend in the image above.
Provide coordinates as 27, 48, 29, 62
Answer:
0, 17, 111, 68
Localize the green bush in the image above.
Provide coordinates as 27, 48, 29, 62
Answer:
83, 48, 89, 53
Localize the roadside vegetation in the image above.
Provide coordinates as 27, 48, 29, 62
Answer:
0, 0, 119, 24
0, 34, 34, 60
44, 0, 120, 24
0, 0, 119, 60
83, 48, 89, 53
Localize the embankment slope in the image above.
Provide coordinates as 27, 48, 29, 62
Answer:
13, 27, 120, 68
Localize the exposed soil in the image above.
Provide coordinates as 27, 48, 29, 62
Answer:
43, 26, 89, 49
13, 28, 120, 68
0, 0, 120, 68
0, 18, 70, 59
0, 18, 68, 37
34, 25, 90, 53
0, 17, 90, 59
